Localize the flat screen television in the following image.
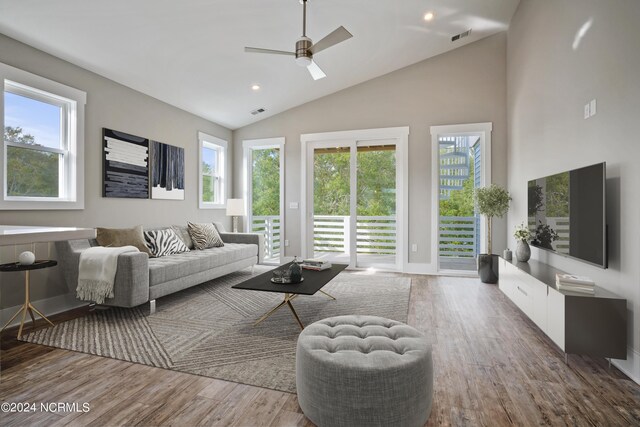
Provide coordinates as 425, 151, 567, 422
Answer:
527, 162, 607, 268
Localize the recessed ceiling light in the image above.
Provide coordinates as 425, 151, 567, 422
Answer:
424, 12, 435, 22
251, 84, 261, 91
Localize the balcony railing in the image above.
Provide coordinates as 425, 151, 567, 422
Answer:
251, 216, 281, 261
250, 215, 397, 261
252, 214, 483, 269
313, 215, 397, 255
439, 216, 477, 258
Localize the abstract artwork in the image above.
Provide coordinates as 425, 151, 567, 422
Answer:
103, 128, 149, 198
150, 140, 185, 200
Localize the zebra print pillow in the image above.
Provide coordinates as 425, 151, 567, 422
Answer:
187, 222, 225, 250
144, 229, 190, 257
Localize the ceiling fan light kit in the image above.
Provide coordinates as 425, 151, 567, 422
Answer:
245, 0, 352, 80
295, 37, 313, 67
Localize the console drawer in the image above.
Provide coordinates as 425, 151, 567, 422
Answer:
512, 279, 534, 318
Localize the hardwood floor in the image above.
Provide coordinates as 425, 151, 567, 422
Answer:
1, 275, 639, 426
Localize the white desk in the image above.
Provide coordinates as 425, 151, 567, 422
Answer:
0, 225, 96, 246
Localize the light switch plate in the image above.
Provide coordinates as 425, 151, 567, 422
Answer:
411, 243, 418, 252
289, 202, 299, 209
584, 103, 590, 119
590, 99, 597, 116
284, 240, 289, 247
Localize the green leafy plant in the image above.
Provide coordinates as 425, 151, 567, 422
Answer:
5, 126, 59, 197
513, 222, 532, 242
475, 184, 511, 254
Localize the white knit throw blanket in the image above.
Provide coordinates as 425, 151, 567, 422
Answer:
77, 246, 140, 304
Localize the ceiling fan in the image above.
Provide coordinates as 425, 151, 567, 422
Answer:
244, 0, 353, 80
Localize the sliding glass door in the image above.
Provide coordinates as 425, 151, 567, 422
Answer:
356, 145, 397, 268
308, 140, 399, 270
312, 145, 351, 264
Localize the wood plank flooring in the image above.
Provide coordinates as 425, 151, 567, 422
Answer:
1, 275, 639, 426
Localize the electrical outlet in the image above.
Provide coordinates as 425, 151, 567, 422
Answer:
411, 243, 418, 252
584, 103, 590, 119
289, 202, 299, 209
284, 240, 289, 247
590, 99, 597, 116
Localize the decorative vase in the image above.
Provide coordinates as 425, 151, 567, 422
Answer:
287, 257, 303, 283
477, 253, 499, 284
516, 241, 531, 262
503, 248, 512, 261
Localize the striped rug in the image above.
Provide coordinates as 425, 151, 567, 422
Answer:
21, 266, 411, 393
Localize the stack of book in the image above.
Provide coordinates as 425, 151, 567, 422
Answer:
555, 273, 595, 294
301, 259, 332, 271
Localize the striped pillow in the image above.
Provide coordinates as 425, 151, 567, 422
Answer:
187, 222, 225, 250
144, 229, 190, 257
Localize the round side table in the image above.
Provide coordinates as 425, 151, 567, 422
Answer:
0, 260, 57, 338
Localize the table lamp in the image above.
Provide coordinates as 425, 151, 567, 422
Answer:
226, 199, 245, 233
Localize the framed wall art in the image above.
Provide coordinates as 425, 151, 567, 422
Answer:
103, 128, 149, 199
150, 140, 185, 200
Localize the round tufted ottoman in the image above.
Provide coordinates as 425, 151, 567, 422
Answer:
296, 315, 433, 427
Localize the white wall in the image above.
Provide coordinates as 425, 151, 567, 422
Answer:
507, 0, 640, 382
0, 34, 232, 310
233, 33, 509, 269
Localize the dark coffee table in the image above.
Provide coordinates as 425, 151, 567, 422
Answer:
232, 262, 348, 329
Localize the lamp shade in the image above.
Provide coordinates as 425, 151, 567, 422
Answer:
226, 199, 245, 216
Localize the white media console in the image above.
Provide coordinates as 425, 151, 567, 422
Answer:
498, 257, 627, 363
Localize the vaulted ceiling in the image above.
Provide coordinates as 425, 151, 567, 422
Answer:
0, 0, 520, 129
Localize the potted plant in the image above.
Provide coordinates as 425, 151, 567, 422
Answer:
475, 184, 511, 283
513, 222, 532, 262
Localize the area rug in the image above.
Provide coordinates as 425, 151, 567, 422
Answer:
21, 266, 411, 393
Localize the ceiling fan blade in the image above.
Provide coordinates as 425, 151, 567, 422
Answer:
244, 47, 295, 56
307, 61, 326, 80
309, 26, 353, 55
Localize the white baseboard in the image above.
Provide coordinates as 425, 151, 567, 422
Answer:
0, 293, 86, 329
612, 347, 640, 385
404, 263, 436, 275
404, 263, 478, 277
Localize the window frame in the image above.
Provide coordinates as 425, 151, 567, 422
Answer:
0, 62, 86, 210
198, 131, 227, 209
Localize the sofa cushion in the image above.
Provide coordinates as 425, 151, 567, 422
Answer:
147, 243, 257, 286
213, 221, 226, 233
96, 225, 151, 255
144, 229, 190, 257
188, 222, 224, 250
171, 225, 195, 249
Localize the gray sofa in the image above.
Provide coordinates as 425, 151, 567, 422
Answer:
55, 224, 264, 312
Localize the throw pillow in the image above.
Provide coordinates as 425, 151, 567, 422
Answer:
212, 221, 227, 233
144, 229, 190, 257
187, 222, 225, 250
171, 225, 195, 249
96, 225, 151, 255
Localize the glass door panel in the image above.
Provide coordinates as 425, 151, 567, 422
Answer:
249, 147, 281, 263
437, 135, 480, 272
312, 146, 351, 263
356, 145, 397, 268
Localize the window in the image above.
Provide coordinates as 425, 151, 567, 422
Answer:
198, 132, 227, 208
1, 62, 86, 210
